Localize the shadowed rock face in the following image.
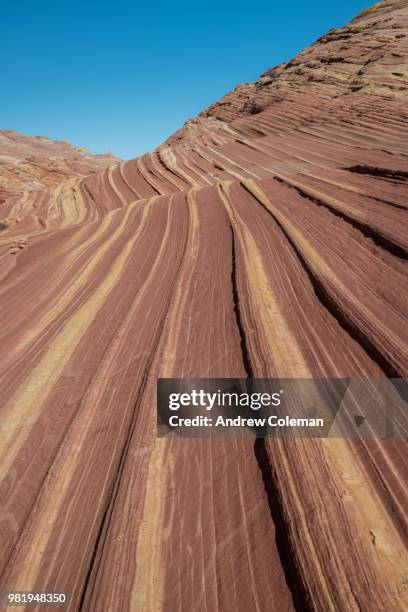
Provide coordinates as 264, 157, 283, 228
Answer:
0, 1, 407, 610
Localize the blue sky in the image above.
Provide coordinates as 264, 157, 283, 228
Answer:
2, 0, 373, 159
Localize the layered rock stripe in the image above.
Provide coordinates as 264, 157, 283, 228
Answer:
0, 1, 407, 610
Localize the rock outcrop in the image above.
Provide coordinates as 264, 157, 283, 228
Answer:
0, 1, 407, 611
0, 130, 117, 232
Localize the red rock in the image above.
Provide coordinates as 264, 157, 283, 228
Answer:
0, 1, 407, 610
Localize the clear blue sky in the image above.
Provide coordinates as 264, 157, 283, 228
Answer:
2, 0, 373, 159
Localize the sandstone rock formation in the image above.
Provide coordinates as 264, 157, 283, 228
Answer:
0, 130, 117, 233
0, 1, 407, 610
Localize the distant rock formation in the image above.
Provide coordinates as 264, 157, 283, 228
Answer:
0, 129, 118, 229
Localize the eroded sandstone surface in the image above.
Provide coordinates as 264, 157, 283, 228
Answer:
0, 1, 407, 610
0, 130, 117, 232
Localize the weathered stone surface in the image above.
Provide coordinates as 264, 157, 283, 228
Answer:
0, 2, 406, 610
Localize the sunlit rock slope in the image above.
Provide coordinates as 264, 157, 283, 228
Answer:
0, 1, 407, 610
